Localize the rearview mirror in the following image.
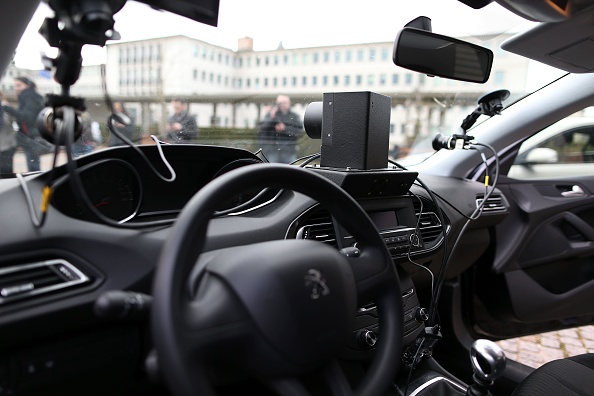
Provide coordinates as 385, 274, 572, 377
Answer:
393, 28, 493, 83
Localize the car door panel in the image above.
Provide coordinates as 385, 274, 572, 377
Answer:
478, 176, 594, 327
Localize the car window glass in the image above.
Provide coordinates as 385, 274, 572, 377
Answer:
509, 107, 594, 179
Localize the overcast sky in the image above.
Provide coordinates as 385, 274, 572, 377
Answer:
15, 0, 533, 68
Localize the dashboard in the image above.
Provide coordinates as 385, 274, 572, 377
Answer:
0, 144, 509, 394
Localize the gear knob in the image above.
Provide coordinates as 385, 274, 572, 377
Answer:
470, 339, 506, 381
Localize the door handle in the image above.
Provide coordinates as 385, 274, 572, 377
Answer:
561, 185, 586, 198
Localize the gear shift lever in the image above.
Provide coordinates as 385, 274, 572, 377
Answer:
467, 339, 506, 396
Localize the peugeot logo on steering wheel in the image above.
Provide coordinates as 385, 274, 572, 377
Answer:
304, 268, 330, 300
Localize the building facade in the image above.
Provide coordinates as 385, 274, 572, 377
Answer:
1, 33, 529, 148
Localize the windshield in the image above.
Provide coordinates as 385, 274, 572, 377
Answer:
2, 0, 566, 172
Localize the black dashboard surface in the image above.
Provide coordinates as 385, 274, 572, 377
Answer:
0, 144, 508, 394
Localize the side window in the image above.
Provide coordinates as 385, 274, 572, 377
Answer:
509, 109, 594, 179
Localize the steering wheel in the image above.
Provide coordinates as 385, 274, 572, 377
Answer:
152, 163, 403, 395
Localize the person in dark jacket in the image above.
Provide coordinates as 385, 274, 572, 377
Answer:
164, 98, 199, 143
108, 101, 136, 147
0, 92, 17, 174
258, 94, 304, 163
2, 76, 45, 172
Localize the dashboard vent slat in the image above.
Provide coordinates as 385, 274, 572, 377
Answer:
0, 260, 90, 304
296, 209, 337, 248
413, 199, 443, 244
476, 194, 507, 213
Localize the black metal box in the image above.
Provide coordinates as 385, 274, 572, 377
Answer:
320, 91, 391, 170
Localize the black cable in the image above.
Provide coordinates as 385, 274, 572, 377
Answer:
296, 153, 321, 167
403, 338, 425, 396
414, 176, 448, 326
101, 65, 176, 183
413, 184, 473, 220
407, 193, 437, 318
60, 107, 173, 229
388, 158, 447, 327
428, 142, 500, 325
17, 130, 63, 228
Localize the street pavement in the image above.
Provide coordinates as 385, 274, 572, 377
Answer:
496, 325, 594, 368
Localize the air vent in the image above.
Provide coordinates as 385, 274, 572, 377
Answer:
295, 209, 337, 248
0, 260, 90, 304
476, 194, 508, 213
413, 199, 443, 244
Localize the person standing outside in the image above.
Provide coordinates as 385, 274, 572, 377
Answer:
259, 94, 304, 163
165, 98, 199, 143
2, 77, 45, 172
108, 101, 136, 147
0, 92, 17, 174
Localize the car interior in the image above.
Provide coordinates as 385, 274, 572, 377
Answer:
2, 0, 594, 395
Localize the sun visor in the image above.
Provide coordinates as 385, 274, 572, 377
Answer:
501, 6, 594, 73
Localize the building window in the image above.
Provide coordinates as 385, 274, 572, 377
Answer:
283, 55, 288, 64
380, 74, 386, 85
255, 78, 260, 88
193, 69, 198, 80
405, 73, 413, 85
201, 71, 206, 82
274, 55, 279, 65
217, 74, 222, 84
210, 73, 214, 83
334, 51, 341, 62
324, 52, 330, 63
303, 53, 309, 64
345, 50, 352, 62
381, 47, 389, 61
368, 74, 375, 85
392, 74, 399, 85
312, 76, 318, 86
292, 76, 297, 86
369, 48, 376, 61
333, 75, 339, 85
265, 56, 269, 66
302, 76, 307, 86
344, 75, 350, 86
246, 78, 251, 88
256, 57, 261, 66
273, 77, 278, 87
193, 45, 199, 57
264, 77, 268, 87
356, 75, 362, 85
313, 52, 319, 63
357, 49, 364, 61
323, 76, 328, 86
283, 77, 287, 86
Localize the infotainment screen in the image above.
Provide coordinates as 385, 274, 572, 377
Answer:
368, 211, 398, 231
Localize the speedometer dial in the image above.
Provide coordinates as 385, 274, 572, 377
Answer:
80, 161, 142, 223
53, 159, 142, 223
